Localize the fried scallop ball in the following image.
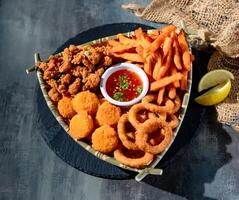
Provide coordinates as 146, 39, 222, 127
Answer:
69, 111, 94, 140
92, 125, 118, 154
72, 91, 100, 115
57, 96, 76, 118
96, 101, 121, 126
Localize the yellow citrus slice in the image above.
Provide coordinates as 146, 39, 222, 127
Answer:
198, 69, 234, 92
195, 79, 231, 106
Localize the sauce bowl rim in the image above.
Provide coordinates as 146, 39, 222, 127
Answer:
100, 62, 149, 107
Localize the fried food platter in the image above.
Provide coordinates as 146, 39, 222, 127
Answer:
27, 24, 193, 181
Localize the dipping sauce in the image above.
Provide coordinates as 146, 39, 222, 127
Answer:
106, 69, 143, 102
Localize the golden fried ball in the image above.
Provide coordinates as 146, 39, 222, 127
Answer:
69, 111, 94, 140
96, 101, 121, 126
57, 96, 76, 118
72, 91, 100, 115
92, 125, 118, 154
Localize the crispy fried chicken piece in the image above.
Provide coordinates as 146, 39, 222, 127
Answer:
59, 48, 72, 73
69, 44, 80, 54
58, 84, 68, 96
68, 78, 81, 95
95, 67, 105, 77
43, 70, 59, 80
46, 79, 58, 89
87, 49, 102, 65
82, 73, 100, 91
48, 88, 62, 102
70, 66, 81, 77
95, 45, 111, 56
82, 57, 94, 71
71, 66, 89, 78
102, 56, 112, 66
47, 56, 59, 71
61, 74, 72, 85
42, 56, 61, 80
38, 62, 48, 71
71, 51, 83, 65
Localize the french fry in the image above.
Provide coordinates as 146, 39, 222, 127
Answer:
180, 70, 188, 91
145, 25, 177, 55
161, 25, 177, 34
144, 53, 156, 77
157, 87, 165, 105
168, 84, 176, 99
134, 27, 151, 49
135, 27, 143, 40
155, 46, 172, 80
182, 51, 191, 71
162, 37, 173, 60
149, 30, 160, 40
136, 46, 144, 58
152, 52, 162, 80
178, 31, 189, 52
178, 31, 191, 70
150, 73, 183, 91
108, 39, 121, 46
140, 32, 152, 49
173, 39, 182, 70
111, 45, 133, 53
113, 53, 144, 63
171, 65, 180, 88
117, 34, 138, 47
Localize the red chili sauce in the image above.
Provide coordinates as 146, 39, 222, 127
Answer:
106, 69, 143, 102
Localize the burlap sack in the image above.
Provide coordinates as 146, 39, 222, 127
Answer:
122, 0, 239, 131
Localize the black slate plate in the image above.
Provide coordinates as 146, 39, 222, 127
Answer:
35, 23, 205, 179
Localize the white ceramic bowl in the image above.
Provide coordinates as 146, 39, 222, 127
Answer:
100, 63, 149, 107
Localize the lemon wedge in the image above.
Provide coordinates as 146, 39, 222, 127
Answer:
195, 79, 231, 106
198, 69, 234, 92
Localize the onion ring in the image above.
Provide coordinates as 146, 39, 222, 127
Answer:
148, 112, 167, 122
114, 145, 154, 168
149, 131, 165, 146
170, 95, 181, 114
136, 126, 173, 154
142, 95, 174, 113
117, 114, 140, 150
128, 103, 166, 130
167, 114, 179, 129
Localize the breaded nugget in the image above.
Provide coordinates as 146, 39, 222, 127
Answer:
96, 101, 121, 126
92, 125, 118, 154
72, 91, 100, 115
57, 97, 76, 118
69, 111, 94, 140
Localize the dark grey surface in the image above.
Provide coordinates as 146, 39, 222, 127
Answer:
0, 0, 239, 199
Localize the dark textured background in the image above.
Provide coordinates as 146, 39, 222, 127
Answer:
0, 0, 239, 199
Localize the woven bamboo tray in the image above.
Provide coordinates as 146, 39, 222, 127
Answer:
27, 27, 192, 181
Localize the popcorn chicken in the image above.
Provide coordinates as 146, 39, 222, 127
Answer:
48, 88, 62, 102
68, 78, 81, 95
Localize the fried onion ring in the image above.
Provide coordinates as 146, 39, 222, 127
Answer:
128, 103, 166, 130
142, 95, 174, 113
114, 145, 154, 168
136, 126, 173, 155
170, 95, 181, 114
167, 114, 179, 129
117, 114, 139, 150
148, 112, 167, 122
